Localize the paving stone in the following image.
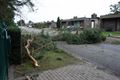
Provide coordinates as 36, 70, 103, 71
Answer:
36, 64, 120, 80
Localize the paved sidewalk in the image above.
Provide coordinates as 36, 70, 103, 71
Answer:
37, 64, 120, 80
16, 63, 120, 80
8, 65, 15, 80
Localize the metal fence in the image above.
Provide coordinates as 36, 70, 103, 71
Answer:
0, 22, 11, 80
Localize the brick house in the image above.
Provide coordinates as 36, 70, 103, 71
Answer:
47, 14, 100, 29
61, 14, 100, 29
100, 14, 120, 31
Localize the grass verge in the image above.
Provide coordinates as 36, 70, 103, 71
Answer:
102, 31, 120, 36
111, 40, 120, 45
15, 50, 81, 78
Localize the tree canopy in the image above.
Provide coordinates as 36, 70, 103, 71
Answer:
0, 0, 34, 26
17, 19, 25, 26
110, 1, 120, 14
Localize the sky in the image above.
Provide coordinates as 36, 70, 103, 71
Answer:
15, 0, 119, 23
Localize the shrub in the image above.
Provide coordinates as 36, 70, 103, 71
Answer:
82, 28, 102, 44
66, 34, 80, 44
8, 27, 21, 65
54, 28, 106, 44
32, 23, 48, 29
101, 35, 106, 41
52, 31, 71, 41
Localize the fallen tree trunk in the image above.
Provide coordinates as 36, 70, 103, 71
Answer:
25, 38, 39, 67
26, 76, 31, 80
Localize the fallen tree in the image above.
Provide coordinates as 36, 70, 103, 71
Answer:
25, 38, 39, 67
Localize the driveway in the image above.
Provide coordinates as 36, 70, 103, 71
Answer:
57, 42, 120, 76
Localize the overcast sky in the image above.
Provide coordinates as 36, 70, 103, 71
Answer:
15, 0, 119, 23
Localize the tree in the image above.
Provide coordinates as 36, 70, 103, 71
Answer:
110, 2, 120, 14
56, 17, 61, 28
28, 20, 34, 27
17, 19, 25, 26
0, 0, 34, 26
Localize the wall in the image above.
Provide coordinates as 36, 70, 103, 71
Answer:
117, 18, 120, 31
101, 18, 120, 31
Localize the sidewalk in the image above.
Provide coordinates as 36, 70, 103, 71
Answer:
14, 40, 120, 80
15, 63, 120, 80
8, 65, 15, 80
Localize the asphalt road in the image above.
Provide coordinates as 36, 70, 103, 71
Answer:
57, 42, 120, 76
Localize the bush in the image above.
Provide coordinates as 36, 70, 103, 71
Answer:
8, 27, 21, 65
66, 33, 80, 44
101, 35, 106, 41
54, 28, 106, 44
52, 31, 70, 41
32, 23, 48, 29
82, 28, 102, 44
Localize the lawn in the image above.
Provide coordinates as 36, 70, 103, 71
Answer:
102, 31, 120, 36
111, 40, 120, 45
15, 50, 81, 78
15, 30, 83, 78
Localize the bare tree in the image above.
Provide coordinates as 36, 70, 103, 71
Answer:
110, 2, 120, 14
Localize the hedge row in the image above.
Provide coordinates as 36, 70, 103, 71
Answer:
8, 27, 21, 65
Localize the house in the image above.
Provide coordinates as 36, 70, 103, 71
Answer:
47, 14, 100, 29
100, 14, 120, 31
61, 13, 100, 29
47, 21, 57, 28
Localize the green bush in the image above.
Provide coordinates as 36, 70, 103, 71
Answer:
101, 35, 106, 41
32, 23, 48, 29
8, 27, 21, 65
54, 28, 106, 44
82, 28, 102, 44
66, 34, 80, 44
52, 31, 70, 41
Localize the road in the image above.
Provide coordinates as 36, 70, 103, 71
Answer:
57, 42, 120, 76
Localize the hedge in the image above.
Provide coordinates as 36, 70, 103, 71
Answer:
8, 27, 21, 65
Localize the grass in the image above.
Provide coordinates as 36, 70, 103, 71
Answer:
15, 50, 81, 77
102, 31, 120, 36
17, 32, 82, 78
111, 40, 120, 45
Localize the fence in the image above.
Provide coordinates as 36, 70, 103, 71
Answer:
0, 22, 11, 80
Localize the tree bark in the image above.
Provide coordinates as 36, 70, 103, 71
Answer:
25, 39, 39, 67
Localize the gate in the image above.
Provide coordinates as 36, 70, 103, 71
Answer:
0, 22, 11, 80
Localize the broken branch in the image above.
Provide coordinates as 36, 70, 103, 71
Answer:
25, 38, 39, 67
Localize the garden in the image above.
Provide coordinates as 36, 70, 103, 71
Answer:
15, 31, 80, 78
10, 27, 108, 78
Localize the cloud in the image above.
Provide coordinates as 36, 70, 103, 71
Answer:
15, 0, 119, 23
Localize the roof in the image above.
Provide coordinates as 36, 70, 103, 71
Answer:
61, 17, 89, 22
100, 14, 120, 19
